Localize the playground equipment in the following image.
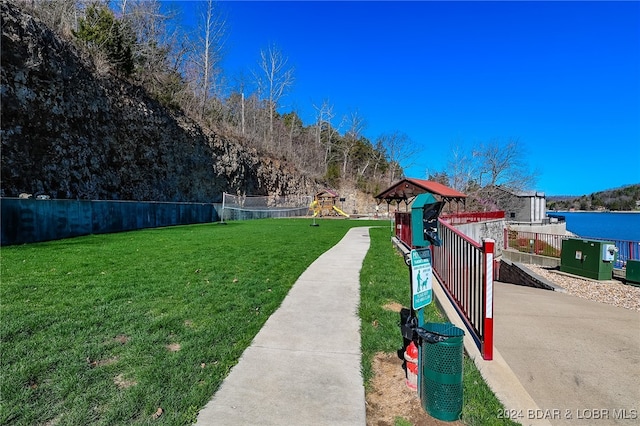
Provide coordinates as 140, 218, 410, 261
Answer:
332, 205, 350, 217
309, 200, 320, 217
309, 200, 320, 227
311, 189, 350, 218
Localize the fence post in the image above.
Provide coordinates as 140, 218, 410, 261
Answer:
482, 238, 494, 361
503, 228, 508, 250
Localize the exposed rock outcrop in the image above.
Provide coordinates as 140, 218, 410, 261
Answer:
1, 0, 316, 202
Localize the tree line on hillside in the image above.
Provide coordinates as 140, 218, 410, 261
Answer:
547, 184, 640, 211
15, 0, 537, 203
15, 0, 400, 195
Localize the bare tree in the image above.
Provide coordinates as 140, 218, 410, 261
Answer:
350, 136, 384, 186
117, 0, 185, 93
339, 110, 366, 177
188, 0, 226, 119
472, 138, 535, 190
283, 109, 303, 157
436, 138, 538, 211
369, 139, 386, 181
377, 131, 419, 184
254, 44, 294, 148
447, 144, 475, 192
226, 72, 252, 136
470, 138, 538, 212
19, 0, 80, 36
313, 100, 336, 174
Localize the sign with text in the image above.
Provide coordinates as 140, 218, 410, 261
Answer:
410, 248, 432, 310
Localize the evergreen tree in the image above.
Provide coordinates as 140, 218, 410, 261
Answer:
75, 3, 134, 76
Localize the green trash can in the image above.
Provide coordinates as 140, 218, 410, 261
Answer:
417, 322, 465, 422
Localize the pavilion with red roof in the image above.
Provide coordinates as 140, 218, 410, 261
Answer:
374, 178, 467, 213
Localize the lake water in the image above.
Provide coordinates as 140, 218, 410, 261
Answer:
548, 211, 640, 242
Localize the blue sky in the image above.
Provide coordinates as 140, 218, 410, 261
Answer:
174, 1, 639, 196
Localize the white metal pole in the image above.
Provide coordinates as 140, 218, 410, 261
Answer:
220, 192, 226, 224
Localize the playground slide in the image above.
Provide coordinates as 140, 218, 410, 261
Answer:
332, 206, 350, 217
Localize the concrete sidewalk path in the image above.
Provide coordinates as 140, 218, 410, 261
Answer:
494, 282, 640, 426
196, 227, 371, 426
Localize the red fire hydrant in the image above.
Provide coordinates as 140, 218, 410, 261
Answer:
404, 341, 418, 390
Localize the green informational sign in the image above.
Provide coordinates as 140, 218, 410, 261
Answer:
411, 248, 432, 310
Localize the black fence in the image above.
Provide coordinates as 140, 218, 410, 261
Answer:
1, 198, 219, 246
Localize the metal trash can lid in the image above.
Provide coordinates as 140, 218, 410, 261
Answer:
423, 322, 464, 338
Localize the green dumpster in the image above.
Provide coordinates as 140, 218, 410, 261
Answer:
417, 322, 465, 422
626, 259, 640, 285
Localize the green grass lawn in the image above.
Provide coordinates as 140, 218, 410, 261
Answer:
1, 219, 381, 425
1, 219, 516, 425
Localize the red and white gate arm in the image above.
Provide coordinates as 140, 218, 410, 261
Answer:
482, 238, 494, 361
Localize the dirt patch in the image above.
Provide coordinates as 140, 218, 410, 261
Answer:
113, 373, 137, 389
113, 334, 129, 344
382, 302, 404, 313
366, 352, 463, 426
151, 407, 163, 420
166, 343, 181, 352
88, 356, 118, 368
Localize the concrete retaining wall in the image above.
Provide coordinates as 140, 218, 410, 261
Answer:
454, 219, 505, 256
1, 198, 219, 245
498, 259, 560, 291
501, 249, 561, 268
508, 222, 569, 235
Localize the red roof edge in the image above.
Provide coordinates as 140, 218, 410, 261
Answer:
405, 178, 467, 198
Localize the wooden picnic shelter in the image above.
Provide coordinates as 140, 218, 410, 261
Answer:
374, 178, 467, 214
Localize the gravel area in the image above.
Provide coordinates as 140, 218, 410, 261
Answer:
521, 264, 640, 312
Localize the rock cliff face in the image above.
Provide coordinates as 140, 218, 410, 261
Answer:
0, 0, 316, 202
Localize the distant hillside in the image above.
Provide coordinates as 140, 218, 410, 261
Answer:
547, 184, 640, 211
